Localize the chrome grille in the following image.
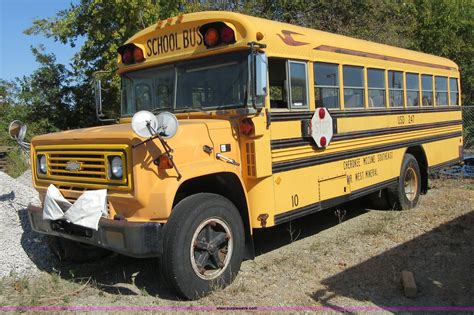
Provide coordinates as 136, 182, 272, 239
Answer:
35, 145, 130, 190
48, 153, 107, 181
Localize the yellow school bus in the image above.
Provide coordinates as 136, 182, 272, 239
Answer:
22, 11, 462, 299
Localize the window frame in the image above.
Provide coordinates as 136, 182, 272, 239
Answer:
405, 72, 420, 107
388, 70, 404, 107
367, 68, 386, 108
314, 61, 340, 110
287, 60, 309, 110
342, 65, 365, 109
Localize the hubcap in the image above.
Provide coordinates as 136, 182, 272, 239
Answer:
190, 218, 233, 280
404, 167, 418, 201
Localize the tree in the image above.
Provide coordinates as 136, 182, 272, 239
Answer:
411, 0, 474, 104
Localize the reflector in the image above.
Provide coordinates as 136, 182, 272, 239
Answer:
240, 118, 255, 136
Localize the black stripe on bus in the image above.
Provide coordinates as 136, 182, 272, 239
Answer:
271, 120, 462, 150
270, 107, 461, 122
272, 131, 462, 173
274, 177, 399, 225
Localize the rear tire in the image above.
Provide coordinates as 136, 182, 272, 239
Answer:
161, 193, 244, 300
387, 153, 421, 210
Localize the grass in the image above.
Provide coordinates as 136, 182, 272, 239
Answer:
4, 149, 29, 178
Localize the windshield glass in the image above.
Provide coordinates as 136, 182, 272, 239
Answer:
121, 52, 249, 115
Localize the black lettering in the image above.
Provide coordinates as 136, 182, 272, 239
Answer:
196, 27, 203, 45
146, 39, 153, 57
162, 35, 169, 53
157, 36, 163, 54
152, 38, 158, 55
175, 32, 181, 50
169, 34, 175, 51
183, 29, 189, 48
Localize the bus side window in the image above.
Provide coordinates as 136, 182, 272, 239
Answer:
450, 78, 459, 105
314, 62, 340, 109
269, 58, 288, 109
388, 70, 404, 107
343, 65, 365, 108
421, 74, 433, 106
288, 61, 309, 109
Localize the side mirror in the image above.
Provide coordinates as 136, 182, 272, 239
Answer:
255, 53, 268, 99
9, 120, 27, 142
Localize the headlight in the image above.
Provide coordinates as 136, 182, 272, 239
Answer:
37, 155, 46, 174
109, 156, 123, 179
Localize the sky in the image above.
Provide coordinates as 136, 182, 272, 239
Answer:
0, 0, 84, 81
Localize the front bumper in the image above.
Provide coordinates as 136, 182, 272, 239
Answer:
27, 204, 163, 258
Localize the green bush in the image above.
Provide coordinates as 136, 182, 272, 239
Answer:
5, 149, 29, 178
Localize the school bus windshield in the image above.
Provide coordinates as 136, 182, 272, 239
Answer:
121, 51, 249, 116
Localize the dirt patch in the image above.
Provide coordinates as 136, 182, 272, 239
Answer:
0, 178, 473, 310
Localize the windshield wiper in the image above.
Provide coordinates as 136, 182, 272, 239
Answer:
176, 106, 213, 115
150, 107, 172, 114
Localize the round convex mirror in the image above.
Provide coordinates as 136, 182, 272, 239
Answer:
131, 111, 159, 138
8, 120, 27, 142
156, 112, 179, 139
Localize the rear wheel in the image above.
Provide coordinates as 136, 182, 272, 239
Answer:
161, 193, 244, 300
387, 153, 421, 210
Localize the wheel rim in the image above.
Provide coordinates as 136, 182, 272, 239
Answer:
404, 167, 418, 201
190, 218, 233, 280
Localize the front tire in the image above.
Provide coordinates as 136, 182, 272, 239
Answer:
387, 153, 421, 210
161, 193, 244, 300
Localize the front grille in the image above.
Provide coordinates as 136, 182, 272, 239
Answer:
49, 153, 107, 181
35, 145, 130, 190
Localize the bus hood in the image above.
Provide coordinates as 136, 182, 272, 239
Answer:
31, 118, 233, 146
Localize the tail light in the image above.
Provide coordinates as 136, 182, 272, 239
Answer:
118, 44, 145, 65
240, 118, 255, 136
200, 22, 236, 48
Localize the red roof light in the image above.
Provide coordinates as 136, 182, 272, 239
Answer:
220, 26, 235, 43
204, 28, 219, 47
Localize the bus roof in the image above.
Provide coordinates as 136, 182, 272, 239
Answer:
121, 11, 458, 73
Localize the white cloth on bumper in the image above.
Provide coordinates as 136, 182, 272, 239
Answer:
43, 184, 108, 230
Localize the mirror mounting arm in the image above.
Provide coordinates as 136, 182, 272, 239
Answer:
93, 70, 117, 123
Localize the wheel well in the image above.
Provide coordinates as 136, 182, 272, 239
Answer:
406, 146, 428, 194
173, 172, 254, 259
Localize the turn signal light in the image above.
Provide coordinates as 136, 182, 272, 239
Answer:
240, 118, 255, 136
157, 154, 173, 169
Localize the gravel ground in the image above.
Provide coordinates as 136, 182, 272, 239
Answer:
0, 171, 54, 278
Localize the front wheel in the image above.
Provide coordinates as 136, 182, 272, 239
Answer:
161, 193, 245, 300
387, 153, 421, 210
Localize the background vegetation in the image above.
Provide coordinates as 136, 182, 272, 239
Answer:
1, 0, 473, 147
